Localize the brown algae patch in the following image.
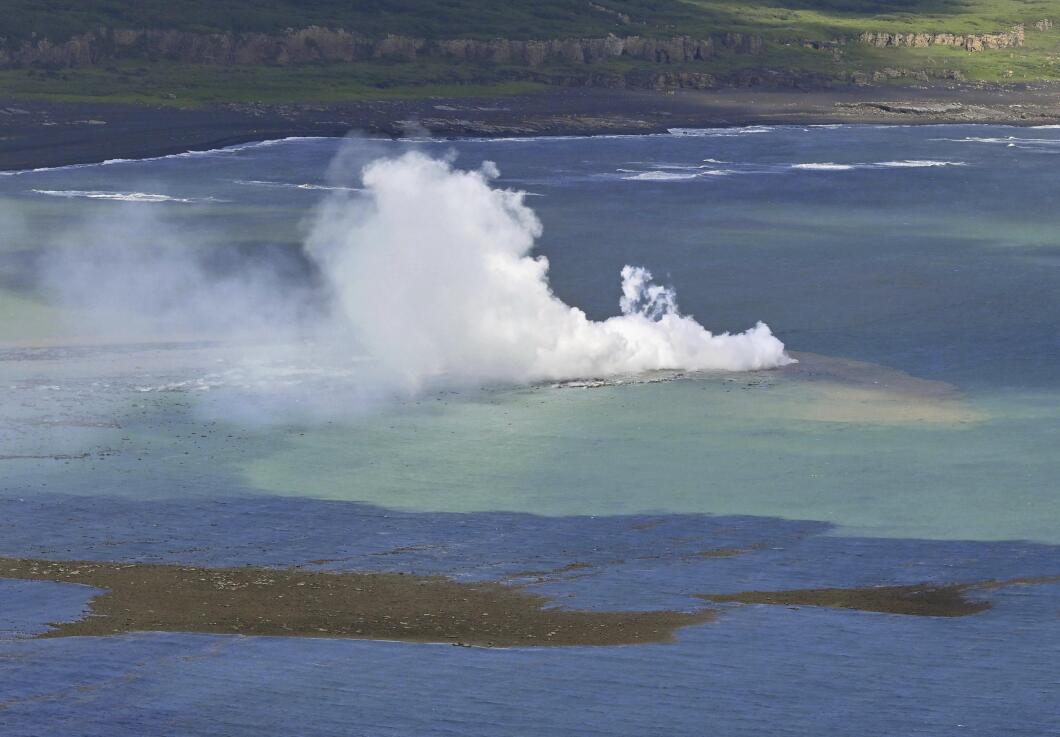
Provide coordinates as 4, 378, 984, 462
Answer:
773, 352, 985, 425
782, 352, 962, 399
0, 557, 712, 646
684, 547, 750, 560
785, 383, 983, 425
698, 576, 1060, 617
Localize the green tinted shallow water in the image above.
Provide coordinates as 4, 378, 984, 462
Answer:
240, 376, 1058, 543
0, 292, 63, 343
6, 347, 1052, 542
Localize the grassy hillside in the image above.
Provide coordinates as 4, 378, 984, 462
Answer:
0, 61, 548, 106
683, 0, 1056, 36
3, 0, 1054, 40
0, 0, 704, 41
1, 0, 1059, 105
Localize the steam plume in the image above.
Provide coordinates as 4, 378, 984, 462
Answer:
306, 150, 791, 392
29, 143, 792, 413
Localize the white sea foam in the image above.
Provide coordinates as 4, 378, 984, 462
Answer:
668, 126, 774, 137
619, 163, 735, 180
791, 163, 856, 171
622, 170, 701, 181
234, 179, 361, 192
655, 164, 715, 170
1, 136, 331, 177
297, 183, 361, 191
461, 133, 656, 144
938, 135, 1060, 146
875, 160, 966, 168
792, 160, 965, 171
625, 158, 965, 180
30, 190, 216, 203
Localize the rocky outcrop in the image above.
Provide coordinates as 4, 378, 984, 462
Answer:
0, 27, 763, 69
859, 25, 1024, 52
841, 101, 966, 114
867, 66, 965, 82
848, 67, 965, 85
436, 33, 760, 65
622, 70, 717, 91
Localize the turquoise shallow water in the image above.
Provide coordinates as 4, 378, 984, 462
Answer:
0, 125, 1058, 735
1, 340, 1054, 541
1, 125, 1058, 541
243, 380, 1057, 542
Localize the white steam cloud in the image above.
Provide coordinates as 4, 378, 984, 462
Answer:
26, 142, 791, 414
37, 206, 319, 340
306, 150, 791, 391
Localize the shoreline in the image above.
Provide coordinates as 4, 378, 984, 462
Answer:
3, 84, 1060, 171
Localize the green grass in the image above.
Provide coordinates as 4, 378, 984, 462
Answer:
679, 0, 1059, 37
6, 0, 1057, 42
842, 37, 1060, 81
0, 0, 705, 42
0, 61, 547, 106
3, 0, 1060, 102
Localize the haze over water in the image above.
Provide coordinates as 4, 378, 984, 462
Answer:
1, 125, 1058, 736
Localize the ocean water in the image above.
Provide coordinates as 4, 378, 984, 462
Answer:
0, 125, 1058, 736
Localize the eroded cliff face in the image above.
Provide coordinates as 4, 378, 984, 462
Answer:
0, 27, 763, 69
0, 23, 1040, 95
859, 25, 1025, 52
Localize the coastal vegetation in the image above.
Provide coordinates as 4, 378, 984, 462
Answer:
2, 0, 1060, 105
0, 61, 548, 106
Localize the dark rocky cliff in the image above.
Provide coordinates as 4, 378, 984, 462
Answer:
0, 27, 763, 69
859, 25, 1024, 52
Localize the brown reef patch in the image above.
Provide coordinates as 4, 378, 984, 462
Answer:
0, 557, 712, 647
781, 351, 963, 400
698, 576, 1060, 617
684, 547, 748, 560
772, 352, 985, 425
6, 557, 1055, 644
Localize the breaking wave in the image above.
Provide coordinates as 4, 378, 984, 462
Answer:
668, 126, 774, 137
792, 160, 965, 172
31, 190, 218, 203
1, 137, 329, 177
791, 163, 855, 171
233, 179, 361, 192
619, 159, 964, 181
622, 170, 702, 181
935, 135, 1060, 152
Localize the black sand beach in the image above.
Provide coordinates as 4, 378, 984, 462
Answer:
3, 84, 1060, 171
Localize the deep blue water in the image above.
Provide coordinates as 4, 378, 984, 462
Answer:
1, 494, 1059, 737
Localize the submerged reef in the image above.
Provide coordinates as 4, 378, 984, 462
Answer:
0, 557, 711, 647
700, 577, 1060, 617
4, 555, 1058, 645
